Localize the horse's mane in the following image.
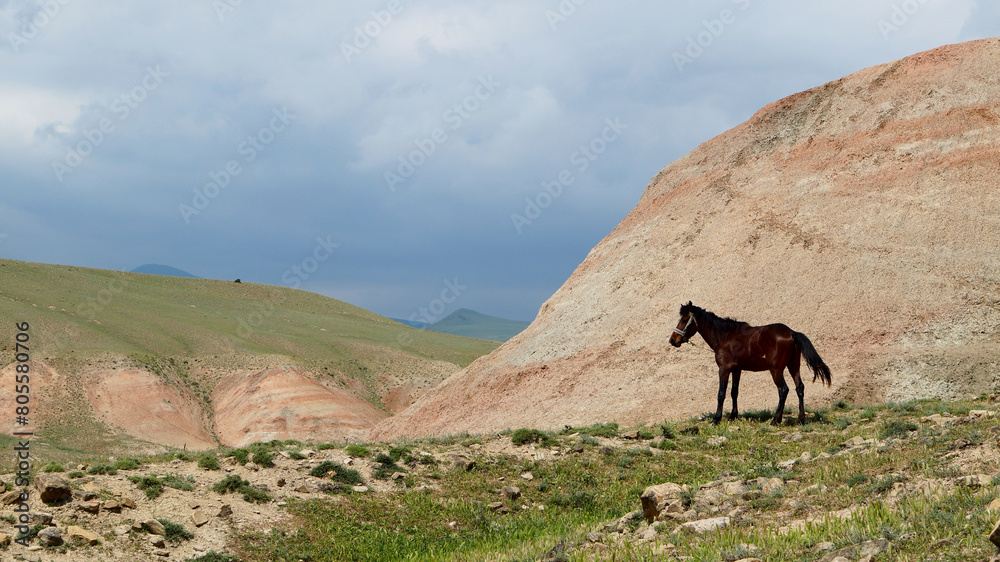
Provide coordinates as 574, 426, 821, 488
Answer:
682, 303, 748, 335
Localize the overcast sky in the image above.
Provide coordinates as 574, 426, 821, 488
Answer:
0, 1, 995, 323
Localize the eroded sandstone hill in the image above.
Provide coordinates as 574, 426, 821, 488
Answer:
372, 38, 1000, 440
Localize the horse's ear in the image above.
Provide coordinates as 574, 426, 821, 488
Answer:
686, 301, 692, 307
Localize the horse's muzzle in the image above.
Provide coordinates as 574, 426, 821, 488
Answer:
670, 339, 681, 348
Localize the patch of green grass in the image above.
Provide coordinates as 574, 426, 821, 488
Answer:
344, 445, 372, 459
130, 474, 195, 499
158, 518, 195, 543
41, 462, 65, 473
372, 453, 405, 480
230, 448, 250, 465
510, 428, 556, 448
880, 420, 918, 440
113, 457, 142, 471
571, 422, 619, 438
212, 474, 271, 503
197, 453, 220, 470
251, 450, 274, 468
309, 461, 364, 485
87, 463, 117, 475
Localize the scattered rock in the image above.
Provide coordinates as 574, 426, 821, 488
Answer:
77, 500, 101, 513
817, 539, 889, 562
37, 527, 63, 547
103, 500, 122, 513
761, 478, 785, 495
27, 512, 53, 525
217, 504, 233, 518
120, 497, 137, 509
707, 436, 727, 447
520, 471, 534, 480
149, 535, 167, 548
34, 474, 72, 503
192, 509, 210, 527
352, 485, 370, 493
66, 525, 101, 546
450, 454, 476, 471
640, 482, 686, 523
990, 518, 1000, 549
679, 516, 730, 534
0, 491, 22, 505
502, 486, 521, 500
142, 519, 166, 536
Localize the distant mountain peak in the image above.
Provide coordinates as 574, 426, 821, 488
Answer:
426, 309, 530, 342
131, 264, 200, 278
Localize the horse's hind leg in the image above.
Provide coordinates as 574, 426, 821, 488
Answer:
789, 349, 806, 424
770, 368, 789, 426
728, 370, 741, 421
713, 366, 730, 425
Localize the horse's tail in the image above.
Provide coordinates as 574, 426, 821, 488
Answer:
792, 331, 831, 387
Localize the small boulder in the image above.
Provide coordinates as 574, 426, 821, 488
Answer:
191, 509, 210, 527
27, 512, 53, 525
142, 519, 166, 536
37, 526, 63, 547
77, 500, 101, 514
640, 483, 686, 523
502, 486, 521, 500
217, 504, 233, 518
103, 500, 122, 513
149, 535, 167, 548
761, 477, 785, 495
34, 474, 72, 503
990, 517, 1000, 549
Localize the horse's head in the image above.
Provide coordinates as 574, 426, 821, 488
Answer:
669, 301, 697, 347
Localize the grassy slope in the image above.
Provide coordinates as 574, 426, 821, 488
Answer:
235, 397, 1000, 561
427, 308, 531, 342
0, 259, 496, 365
0, 259, 498, 453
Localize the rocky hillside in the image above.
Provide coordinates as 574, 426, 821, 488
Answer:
372, 37, 1000, 440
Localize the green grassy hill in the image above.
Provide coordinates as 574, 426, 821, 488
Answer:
0, 259, 498, 454
426, 308, 531, 342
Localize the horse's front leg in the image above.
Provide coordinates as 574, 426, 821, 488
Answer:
770, 368, 789, 426
713, 366, 730, 425
728, 369, 741, 421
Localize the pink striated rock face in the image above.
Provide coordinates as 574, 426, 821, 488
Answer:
372, 37, 1000, 441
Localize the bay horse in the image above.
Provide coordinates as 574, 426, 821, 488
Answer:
669, 302, 831, 425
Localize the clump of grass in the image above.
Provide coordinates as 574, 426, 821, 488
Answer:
158, 518, 194, 543
511, 428, 556, 447
549, 490, 596, 510
67, 471, 85, 479
574, 422, 619, 438
659, 422, 677, 440
41, 462, 65, 473
212, 474, 271, 503
251, 450, 274, 468
230, 448, 250, 465
373, 453, 405, 480
88, 463, 117, 475
198, 453, 220, 470
346, 444, 371, 458
130, 474, 195, 499
309, 461, 364, 485
113, 457, 142, 471
880, 420, 918, 440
